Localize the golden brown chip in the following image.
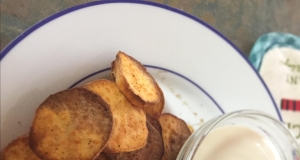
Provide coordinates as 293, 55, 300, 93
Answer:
83, 79, 148, 153
1, 135, 40, 160
142, 84, 164, 118
111, 51, 164, 118
111, 51, 160, 105
101, 120, 164, 160
29, 88, 113, 160
159, 113, 191, 160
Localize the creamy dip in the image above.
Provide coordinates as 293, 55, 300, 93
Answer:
193, 126, 279, 160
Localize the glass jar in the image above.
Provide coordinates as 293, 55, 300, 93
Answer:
177, 110, 300, 160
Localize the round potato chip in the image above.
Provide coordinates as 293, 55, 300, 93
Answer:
84, 79, 148, 153
142, 84, 165, 118
159, 113, 191, 160
111, 51, 160, 104
101, 120, 164, 160
111, 52, 164, 118
29, 88, 113, 160
1, 135, 40, 160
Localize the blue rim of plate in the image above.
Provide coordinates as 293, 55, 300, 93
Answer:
0, 0, 282, 121
68, 65, 225, 114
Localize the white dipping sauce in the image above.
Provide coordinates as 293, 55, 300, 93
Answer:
193, 126, 279, 160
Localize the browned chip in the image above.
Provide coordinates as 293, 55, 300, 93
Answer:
1, 135, 40, 160
83, 79, 148, 153
95, 153, 110, 160
146, 114, 162, 135
111, 51, 164, 118
29, 88, 113, 160
159, 113, 191, 160
142, 84, 165, 118
100, 119, 164, 160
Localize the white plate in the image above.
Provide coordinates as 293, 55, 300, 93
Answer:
0, 1, 281, 149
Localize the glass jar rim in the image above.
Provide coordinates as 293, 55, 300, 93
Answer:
177, 110, 300, 160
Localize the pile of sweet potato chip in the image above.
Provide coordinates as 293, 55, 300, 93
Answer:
1, 52, 192, 160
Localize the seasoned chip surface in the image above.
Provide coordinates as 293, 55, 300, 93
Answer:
29, 88, 113, 160
112, 51, 159, 104
142, 84, 164, 118
111, 51, 164, 118
1, 135, 40, 160
159, 113, 191, 160
84, 79, 148, 153
101, 120, 164, 160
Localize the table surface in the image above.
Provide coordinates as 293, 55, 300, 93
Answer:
1, 0, 300, 57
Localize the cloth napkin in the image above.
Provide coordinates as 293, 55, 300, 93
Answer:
249, 32, 300, 144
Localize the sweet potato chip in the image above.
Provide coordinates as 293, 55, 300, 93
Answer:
159, 113, 191, 160
83, 79, 148, 153
141, 84, 165, 118
101, 118, 164, 160
29, 88, 113, 160
111, 51, 164, 118
1, 135, 40, 160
